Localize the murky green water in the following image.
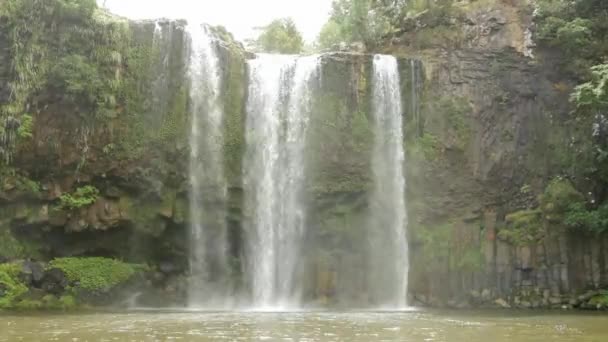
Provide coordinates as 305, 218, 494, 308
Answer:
1, 309, 607, 341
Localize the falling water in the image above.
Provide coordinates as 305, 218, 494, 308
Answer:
244, 54, 320, 309
368, 55, 409, 308
187, 23, 230, 308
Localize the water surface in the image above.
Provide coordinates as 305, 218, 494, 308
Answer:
1, 310, 607, 341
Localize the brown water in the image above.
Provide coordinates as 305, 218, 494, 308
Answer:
1, 309, 607, 341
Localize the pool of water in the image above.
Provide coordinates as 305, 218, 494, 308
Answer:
1, 309, 607, 341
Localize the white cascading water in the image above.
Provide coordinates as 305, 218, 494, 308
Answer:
369, 55, 409, 308
244, 54, 320, 310
186, 23, 231, 308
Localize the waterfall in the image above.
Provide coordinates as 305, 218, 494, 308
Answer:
368, 55, 409, 308
186, 23, 231, 308
244, 54, 320, 310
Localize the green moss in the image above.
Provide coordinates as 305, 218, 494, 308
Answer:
0, 263, 28, 309
58, 186, 99, 210
49, 257, 142, 291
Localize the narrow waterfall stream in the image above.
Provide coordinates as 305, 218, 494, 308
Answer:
369, 55, 409, 308
186, 23, 231, 308
244, 54, 320, 310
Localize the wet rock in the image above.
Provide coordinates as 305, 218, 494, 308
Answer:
159, 261, 180, 275
40, 268, 68, 295
549, 297, 562, 305
20, 261, 45, 285
578, 290, 598, 302
481, 289, 492, 301
494, 298, 510, 308
568, 297, 580, 307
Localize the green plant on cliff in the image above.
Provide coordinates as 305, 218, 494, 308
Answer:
0, 168, 41, 195
0, 229, 27, 260
409, 133, 442, 161
49, 257, 141, 291
440, 96, 472, 150
0, 0, 131, 162
16, 114, 33, 140
564, 202, 608, 234
317, 0, 457, 49
249, 18, 304, 54
539, 177, 585, 223
499, 209, 543, 245
535, 0, 608, 76
58, 185, 99, 210
0, 263, 28, 309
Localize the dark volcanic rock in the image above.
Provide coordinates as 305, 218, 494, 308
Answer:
40, 268, 68, 295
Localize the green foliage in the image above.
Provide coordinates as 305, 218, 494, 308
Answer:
0, 229, 27, 260
38, 294, 77, 310
0, 263, 28, 309
572, 64, 608, 112
0, 168, 41, 194
439, 96, 472, 149
499, 209, 543, 245
589, 290, 608, 307
49, 257, 141, 291
16, 114, 33, 139
318, 0, 457, 49
319, 0, 387, 48
564, 202, 608, 234
409, 133, 442, 161
539, 178, 585, 222
317, 20, 344, 49
0, 0, 131, 160
535, 0, 608, 75
249, 18, 304, 54
58, 186, 99, 210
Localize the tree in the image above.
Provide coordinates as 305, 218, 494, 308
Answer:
249, 18, 304, 54
317, 19, 343, 49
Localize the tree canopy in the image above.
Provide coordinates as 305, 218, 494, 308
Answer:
249, 18, 304, 54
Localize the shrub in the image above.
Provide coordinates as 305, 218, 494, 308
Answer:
499, 209, 544, 245
58, 185, 99, 210
0, 263, 28, 309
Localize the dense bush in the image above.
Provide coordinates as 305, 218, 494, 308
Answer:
0, 263, 28, 309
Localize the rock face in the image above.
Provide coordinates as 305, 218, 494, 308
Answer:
381, 0, 607, 309
0, 1, 606, 310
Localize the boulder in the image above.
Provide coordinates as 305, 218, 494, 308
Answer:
40, 268, 68, 295
159, 260, 180, 275
494, 298, 511, 308
549, 297, 562, 305
20, 261, 45, 286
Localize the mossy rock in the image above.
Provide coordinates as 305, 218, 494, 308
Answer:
49, 257, 144, 292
